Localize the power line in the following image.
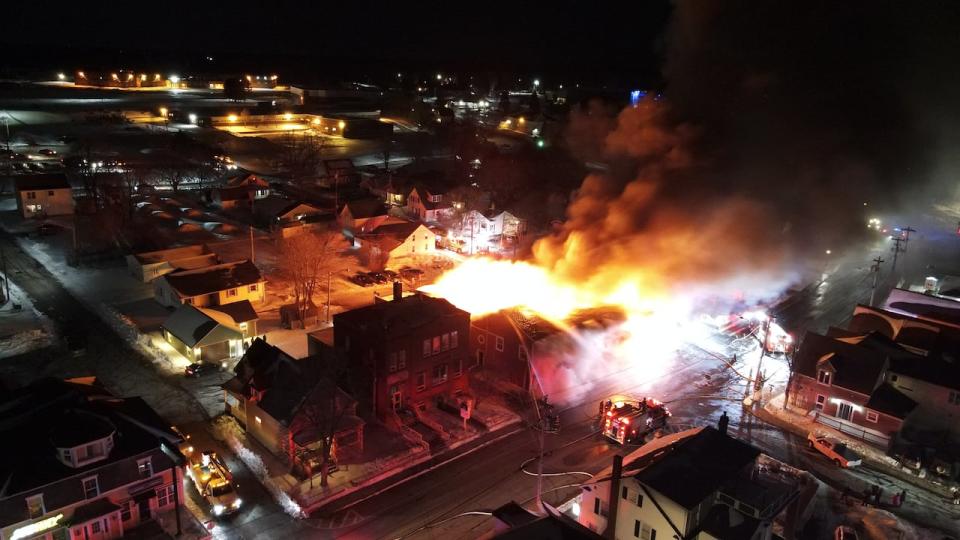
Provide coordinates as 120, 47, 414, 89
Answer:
870, 256, 884, 307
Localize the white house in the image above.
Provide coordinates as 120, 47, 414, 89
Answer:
405, 186, 454, 223
154, 260, 265, 308
356, 221, 436, 262
14, 174, 74, 219
578, 426, 802, 540
453, 210, 527, 254
126, 244, 218, 282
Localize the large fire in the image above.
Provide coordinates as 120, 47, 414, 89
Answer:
421, 257, 707, 403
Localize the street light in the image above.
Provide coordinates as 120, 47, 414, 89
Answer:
188, 113, 198, 125
533, 78, 540, 88
159, 107, 168, 117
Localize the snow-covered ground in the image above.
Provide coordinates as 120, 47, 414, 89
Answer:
0, 277, 54, 358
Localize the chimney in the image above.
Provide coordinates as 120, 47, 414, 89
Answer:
392, 281, 403, 302
718, 411, 729, 436
605, 454, 623, 540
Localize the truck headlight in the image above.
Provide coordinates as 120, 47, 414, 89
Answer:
232, 499, 242, 508
213, 504, 225, 515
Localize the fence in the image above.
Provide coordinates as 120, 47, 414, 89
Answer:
815, 412, 890, 448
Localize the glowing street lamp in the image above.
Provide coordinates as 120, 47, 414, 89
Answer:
338, 120, 346, 131
188, 113, 198, 124
159, 107, 168, 117
228, 114, 238, 123
533, 78, 540, 88
57, 73, 65, 81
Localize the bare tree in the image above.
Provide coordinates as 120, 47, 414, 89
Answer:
279, 230, 352, 326
276, 132, 326, 185
294, 376, 352, 488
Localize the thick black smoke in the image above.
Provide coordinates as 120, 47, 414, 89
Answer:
541, 2, 960, 298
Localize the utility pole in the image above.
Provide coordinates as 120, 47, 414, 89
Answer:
870, 256, 885, 307
249, 226, 255, 263
755, 317, 773, 396
326, 271, 332, 324
0, 241, 9, 304
891, 235, 906, 270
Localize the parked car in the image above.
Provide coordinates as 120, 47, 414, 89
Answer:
367, 271, 388, 284
399, 267, 424, 280
184, 362, 217, 377
382, 269, 398, 281
808, 433, 862, 468
834, 526, 859, 540
38, 148, 57, 156
349, 273, 374, 287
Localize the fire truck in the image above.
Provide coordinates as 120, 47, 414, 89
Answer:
599, 396, 670, 445
187, 451, 242, 516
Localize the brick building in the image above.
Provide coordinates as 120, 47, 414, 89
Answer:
333, 284, 470, 420
0, 379, 185, 540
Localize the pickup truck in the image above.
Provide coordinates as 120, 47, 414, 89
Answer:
808, 433, 862, 468
187, 451, 242, 516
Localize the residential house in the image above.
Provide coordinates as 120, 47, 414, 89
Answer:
161, 300, 259, 363
471, 308, 625, 394
210, 173, 270, 209
321, 159, 360, 187
221, 339, 364, 471
454, 210, 527, 254
126, 244, 218, 283
14, 174, 74, 219
355, 221, 437, 263
333, 284, 471, 420
361, 173, 409, 207
405, 185, 455, 223
0, 378, 185, 540
848, 303, 960, 439
578, 426, 801, 540
338, 199, 392, 233
788, 331, 918, 448
153, 260, 265, 308
253, 196, 332, 237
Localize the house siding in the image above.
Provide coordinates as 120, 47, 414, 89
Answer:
791, 374, 903, 437
17, 188, 73, 218
887, 373, 960, 438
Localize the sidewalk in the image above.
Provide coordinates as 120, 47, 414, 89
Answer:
755, 392, 956, 499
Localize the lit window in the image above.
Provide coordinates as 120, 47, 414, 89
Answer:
137, 458, 153, 478
441, 333, 450, 351
26, 494, 44, 519
817, 370, 832, 385
815, 394, 825, 411
496, 336, 504, 352
82, 476, 99, 499
450, 331, 458, 348
432, 336, 441, 354
865, 411, 879, 423
255, 416, 262, 425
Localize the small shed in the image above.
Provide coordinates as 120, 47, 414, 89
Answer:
280, 301, 320, 329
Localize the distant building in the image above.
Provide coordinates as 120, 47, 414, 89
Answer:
338, 199, 392, 232
405, 185, 454, 223
0, 378, 186, 540
74, 70, 166, 88
126, 244, 219, 283
453, 210, 527, 254
161, 301, 259, 363
211, 173, 270, 209
578, 426, 802, 540
153, 260, 265, 308
14, 174, 73, 219
221, 339, 364, 472
333, 284, 471, 420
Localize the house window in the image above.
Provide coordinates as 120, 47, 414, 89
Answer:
91, 521, 101, 534
416, 372, 426, 391
137, 457, 153, 478
621, 486, 629, 500
432, 364, 448, 385
476, 350, 485, 367
228, 288, 238, 297
453, 358, 462, 377
442, 333, 450, 351
389, 352, 398, 373
593, 496, 608, 517
637, 493, 644, 507
633, 520, 656, 540
865, 411, 879, 423
398, 350, 406, 369
815, 394, 825, 411
423, 339, 431, 357
47, 190, 55, 196
121, 500, 132, 521
519, 345, 527, 361
157, 484, 175, 507
817, 370, 832, 385
450, 331, 458, 348
184, 298, 193, 306
496, 336, 504, 352
593, 497, 601, 514
477, 334, 485, 345
891, 374, 898, 382
255, 416, 262, 425
432, 336, 441, 354
27, 191, 36, 200
82, 476, 99, 499
26, 494, 45, 518
249, 284, 258, 292
949, 391, 960, 406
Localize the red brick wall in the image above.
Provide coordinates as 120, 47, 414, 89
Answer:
470, 313, 530, 389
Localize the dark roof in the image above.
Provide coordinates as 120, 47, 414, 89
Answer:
866, 383, 918, 418
14, 173, 71, 191
334, 293, 468, 335
0, 379, 178, 496
163, 260, 262, 297
888, 301, 960, 326
698, 504, 761, 540
888, 356, 960, 391
72, 498, 121, 523
358, 220, 426, 251
630, 426, 760, 509
208, 300, 259, 324
343, 198, 388, 219
793, 332, 887, 395
49, 410, 115, 447
492, 506, 602, 540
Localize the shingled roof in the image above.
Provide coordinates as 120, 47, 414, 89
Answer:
333, 293, 467, 335
163, 260, 262, 298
